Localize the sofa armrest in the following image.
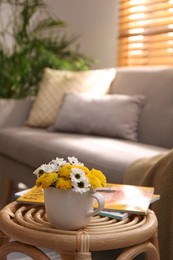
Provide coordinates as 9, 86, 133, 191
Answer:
123, 149, 173, 260
0, 97, 34, 128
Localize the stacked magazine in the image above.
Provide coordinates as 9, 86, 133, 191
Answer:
96, 183, 160, 220
15, 183, 160, 221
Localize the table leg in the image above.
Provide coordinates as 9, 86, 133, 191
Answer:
60, 251, 92, 260
0, 177, 13, 209
75, 230, 91, 260
150, 230, 160, 253
0, 230, 10, 247
75, 252, 92, 260
60, 251, 75, 260
116, 242, 160, 260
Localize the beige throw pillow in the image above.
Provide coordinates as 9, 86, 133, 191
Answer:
25, 68, 116, 128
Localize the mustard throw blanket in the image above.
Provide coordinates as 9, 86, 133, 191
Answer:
124, 149, 173, 260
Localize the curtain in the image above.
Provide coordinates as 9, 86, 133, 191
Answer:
118, 0, 173, 66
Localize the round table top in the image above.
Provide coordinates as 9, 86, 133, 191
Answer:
0, 201, 158, 253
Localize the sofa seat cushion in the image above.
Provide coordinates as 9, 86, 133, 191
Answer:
0, 127, 167, 184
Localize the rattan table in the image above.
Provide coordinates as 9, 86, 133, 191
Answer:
0, 201, 160, 260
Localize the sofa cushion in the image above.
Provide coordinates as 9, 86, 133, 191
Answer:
25, 68, 116, 128
0, 127, 167, 184
110, 67, 173, 148
54, 93, 146, 141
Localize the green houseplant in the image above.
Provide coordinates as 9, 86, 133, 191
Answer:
0, 0, 92, 99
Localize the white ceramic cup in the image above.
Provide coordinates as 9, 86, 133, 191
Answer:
44, 187, 105, 230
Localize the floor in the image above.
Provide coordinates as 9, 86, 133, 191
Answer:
7, 247, 61, 259
7, 248, 124, 260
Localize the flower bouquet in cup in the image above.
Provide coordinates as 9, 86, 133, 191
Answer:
33, 156, 107, 230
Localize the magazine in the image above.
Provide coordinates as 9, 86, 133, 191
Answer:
16, 186, 44, 204
96, 183, 155, 215
98, 193, 160, 220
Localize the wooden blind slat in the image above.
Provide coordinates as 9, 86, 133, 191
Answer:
120, 0, 172, 10
119, 33, 173, 45
119, 42, 173, 53
118, 57, 173, 66
120, 3, 173, 17
120, 17, 173, 32
120, 13, 173, 26
119, 49, 173, 57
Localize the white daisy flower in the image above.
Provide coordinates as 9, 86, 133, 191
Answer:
70, 168, 86, 182
51, 157, 67, 166
33, 163, 48, 177
72, 184, 91, 194
47, 163, 60, 172
34, 163, 59, 176
42, 163, 54, 173
33, 166, 43, 177
72, 176, 91, 194
68, 156, 84, 166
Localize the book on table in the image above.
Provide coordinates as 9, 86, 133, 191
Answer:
15, 183, 160, 219
98, 210, 129, 220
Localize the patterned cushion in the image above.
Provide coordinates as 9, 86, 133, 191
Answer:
25, 68, 115, 128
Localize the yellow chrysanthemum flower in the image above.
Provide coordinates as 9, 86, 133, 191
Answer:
58, 164, 73, 178
56, 177, 72, 190
74, 165, 90, 175
86, 173, 101, 189
36, 172, 58, 188
90, 169, 107, 187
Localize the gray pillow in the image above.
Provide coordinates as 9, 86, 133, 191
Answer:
54, 93, 146, 141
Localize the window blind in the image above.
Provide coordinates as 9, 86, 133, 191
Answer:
118, 0, 173, 66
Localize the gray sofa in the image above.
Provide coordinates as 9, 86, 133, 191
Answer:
0, 67, 172, 259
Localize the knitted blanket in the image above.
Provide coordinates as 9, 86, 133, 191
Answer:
124, 149, 173, 260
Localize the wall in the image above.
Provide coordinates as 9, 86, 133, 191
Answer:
45, 0, 119, 69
